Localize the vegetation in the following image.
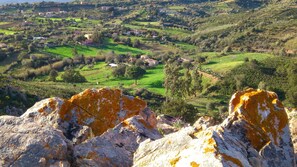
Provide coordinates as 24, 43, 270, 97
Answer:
0, 0, 296, 122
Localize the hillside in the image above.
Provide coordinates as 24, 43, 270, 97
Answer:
0, 0, 71, 4
0, 0, 296, 119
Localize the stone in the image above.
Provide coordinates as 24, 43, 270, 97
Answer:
0, 115, 71, 167
193, 115, 216, 131
133, 89, 296, 167
74, 116, 162, 167
287, 108, 297, 164
22, 88, 149, 142
156, 114, 188, 135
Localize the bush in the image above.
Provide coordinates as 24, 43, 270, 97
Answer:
112, 65, 126, 78
61, 69, 86, 83
161, 98, 198, 123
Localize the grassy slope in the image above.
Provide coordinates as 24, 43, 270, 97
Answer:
45, 39, 151, 57
200, 52, 274, 74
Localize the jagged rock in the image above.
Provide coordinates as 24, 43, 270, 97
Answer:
133, 89, 296, 167
287, 108, 297, 163
193, 116, 216, 131
156, 114, 188, 135
22, 88, 150, 143
0, 115, 71, 167
74, 116, 162, 167
1, 88, 159, 166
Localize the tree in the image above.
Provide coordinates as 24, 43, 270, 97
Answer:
61, 68, 86, 83
92, 30, 104, 44
125, 66, 146, 85
72, 48, 78, 57
191, 67, 203, 97
28, 43, 34, 53
133, 39, 141, 48
49, 69, 58, 82
164, 59, 183, 99
112, 65, 126, 78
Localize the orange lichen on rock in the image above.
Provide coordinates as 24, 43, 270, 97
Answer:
229, 88, 289, 150
48, 88, 147, 136
203, 137, 217, 153
220, 153, 243, 167
170, 156, 180, 166
190, 161, 200, 167
38, 98, 58, 115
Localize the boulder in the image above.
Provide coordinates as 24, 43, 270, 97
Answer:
1, 88, 159, 166
193, 115, 216, 131
22, 88, 150, 142
133, 89, 296, 167
287, 108, 297, 163
74, 116, 162, 167
156, 114, 188, 135
0, 116, 71, 167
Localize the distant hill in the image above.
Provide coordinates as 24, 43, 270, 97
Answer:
0, 0, 72, 5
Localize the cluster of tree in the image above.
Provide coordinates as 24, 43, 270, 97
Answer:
215, 57, 297, 106
61, 68, 86, 83
164, 59, 203, 99
162, 58, 203, 123
112, 65, 146, 85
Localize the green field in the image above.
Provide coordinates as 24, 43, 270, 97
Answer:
200, 52, 274, 74
0, 22, 11, 25
0, 29, 16, 35
60, 62, 165, 95
45, 39, 151, 57
37, 17, 82, 22
124, 24, 191, 38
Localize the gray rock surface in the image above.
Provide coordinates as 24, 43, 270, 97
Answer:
0, 116, 71, 167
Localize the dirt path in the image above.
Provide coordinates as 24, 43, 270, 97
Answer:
198, 71, 219, 83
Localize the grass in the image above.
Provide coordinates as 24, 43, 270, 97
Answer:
36, 17, 82, 22
59, 62, 165, 95
201, 52, 274, 74
131, 21, 160, 26
0, 29, 16, 35
80, 62, 165, 94
168, 6, 186, 10
124, 24, 192, 38
44, 38, 151, 57
0, 22, 11, 25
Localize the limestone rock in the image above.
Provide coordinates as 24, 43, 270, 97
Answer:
156, 114, 188, 135
74, 116, 162, 167
193, 116, 216, 131
2, 88, 159, 166
133, 89, 296, 167
22, 88, 149, 142
0, 115, 71, 167
287, 108, 297, 163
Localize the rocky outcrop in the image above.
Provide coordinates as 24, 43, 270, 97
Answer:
0, 116, 71, 167
156, 114, 188, 135
74, 116, 161, 167
0, 88, 159, 166
21, 88, 150, 142
0, 88, 295, 167
287, 108, 297, 163
134, 89, 296, 167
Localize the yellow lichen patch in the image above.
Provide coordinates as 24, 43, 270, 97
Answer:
53, 88, 148, 136
121, 120, 137, 132
220, 153, 243, 167
38, 98, 58, 115
229, 89, 289, 149
203, 137, 217, 153
190, 161, 200, 167
170, 156, 180, 166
